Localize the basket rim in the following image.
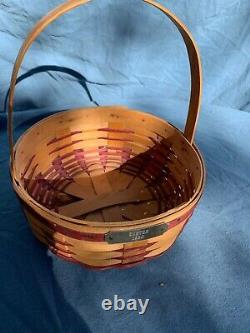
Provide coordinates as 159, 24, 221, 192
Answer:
11, 105, 206, 229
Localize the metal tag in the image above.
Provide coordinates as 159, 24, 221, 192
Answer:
105, 223, 168, 244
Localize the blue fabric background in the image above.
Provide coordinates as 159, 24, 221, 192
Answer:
0, 0, 250, 332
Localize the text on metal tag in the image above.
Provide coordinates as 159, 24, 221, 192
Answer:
105, 223, 168, 244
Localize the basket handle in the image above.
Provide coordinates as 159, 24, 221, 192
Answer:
8, 0, 202, 164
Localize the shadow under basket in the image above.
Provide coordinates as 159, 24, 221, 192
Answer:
8, 0, 205, 270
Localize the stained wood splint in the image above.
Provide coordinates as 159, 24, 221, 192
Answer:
8, 0, 205, 269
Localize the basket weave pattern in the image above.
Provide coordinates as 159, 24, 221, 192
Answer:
8, 0, 205, 269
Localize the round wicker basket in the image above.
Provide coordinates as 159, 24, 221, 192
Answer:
8, 0, 205, 270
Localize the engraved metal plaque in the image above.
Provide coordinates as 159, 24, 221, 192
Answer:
105, 223, 168, 244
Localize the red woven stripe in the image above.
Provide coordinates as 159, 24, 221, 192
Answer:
49, 140, 84, 155
47, 131, 82, 146
167, 209, 194, 229
98, 128, 134, 134
97, 137, 132, 142
23, 203, 105, 242
23, 198, 194, 245
21, 155, 36, 180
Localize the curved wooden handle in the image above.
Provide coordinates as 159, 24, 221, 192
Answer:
8, 0, 202, 164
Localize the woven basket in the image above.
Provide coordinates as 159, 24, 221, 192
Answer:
8, 0, 205, 270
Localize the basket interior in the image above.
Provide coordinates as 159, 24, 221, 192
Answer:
14, 106, 202, 222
